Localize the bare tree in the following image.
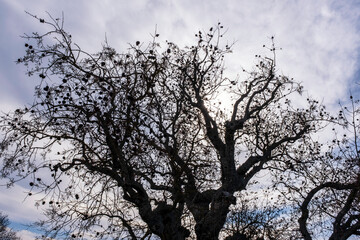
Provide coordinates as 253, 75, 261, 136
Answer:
222, 193, 290, 240
271, 96, 360, 240
0, 212, 21, 240
0, 14, 326, 239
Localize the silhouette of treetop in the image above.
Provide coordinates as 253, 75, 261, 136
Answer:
2, 14, 351, 240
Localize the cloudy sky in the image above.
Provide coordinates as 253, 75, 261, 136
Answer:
1, 0, 360, 239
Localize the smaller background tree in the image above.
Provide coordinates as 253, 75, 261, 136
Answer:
0, 211, 21, 240
222, 192, 290, 240
271, 95, 360, 240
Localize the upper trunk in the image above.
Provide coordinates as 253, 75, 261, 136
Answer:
186, 188, 237, 240
137, 201, 189, 240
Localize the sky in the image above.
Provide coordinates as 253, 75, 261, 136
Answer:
1, 0, 360, 239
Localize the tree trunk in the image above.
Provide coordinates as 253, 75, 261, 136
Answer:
187, 190, 235, 240
140, 202, 189, 240
194, 201, 232, 239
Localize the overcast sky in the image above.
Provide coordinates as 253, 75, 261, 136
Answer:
1, 0, 360, 239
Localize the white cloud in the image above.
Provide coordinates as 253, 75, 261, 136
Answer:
0, 183, 44, 223
17, 229, 38, 240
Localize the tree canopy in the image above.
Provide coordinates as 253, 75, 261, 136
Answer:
0, 14, 359, 240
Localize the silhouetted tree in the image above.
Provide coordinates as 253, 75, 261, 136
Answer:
0, 212, 21, 240
0, 14, 334, 239
222, 193, 287, 240
270, 96, 360, 240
